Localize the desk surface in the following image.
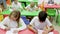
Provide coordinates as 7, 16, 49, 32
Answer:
0, 28, 59, 34
0, 10, 41, 16
44, 4, 60, 8
18, 0, 38, 2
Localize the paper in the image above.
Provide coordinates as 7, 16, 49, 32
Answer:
0, 23, 6, 29
38, 30, 43, 34
49, 32, 53, 34
38, 30, 53, 34
6, 28, 18, 34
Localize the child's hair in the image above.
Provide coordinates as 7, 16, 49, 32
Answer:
38, 11, 47, 22
9, 10, 20, 27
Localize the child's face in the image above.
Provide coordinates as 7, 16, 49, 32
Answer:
14, 0, 18, 4
30, 3, 35, 7
10, 15, 18, 21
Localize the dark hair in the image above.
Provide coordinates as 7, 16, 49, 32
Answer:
38, 11, 47, 22
9, 10, 20, 27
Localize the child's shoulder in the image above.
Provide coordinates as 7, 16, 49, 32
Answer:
33, 16, 38, 20
4, 16, 10, 20
19, 18, 23, 21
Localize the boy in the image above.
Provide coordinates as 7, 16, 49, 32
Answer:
28, 11, 54, 34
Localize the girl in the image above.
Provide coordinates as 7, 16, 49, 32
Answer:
12, 0, 23, 10
28, 11, 54, 34
0, 10, 26, 34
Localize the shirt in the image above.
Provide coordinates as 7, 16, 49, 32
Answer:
12, 2, 22, 10
26, 4, 37, 11
0, 17, 26, 31
30, 16, 52, 30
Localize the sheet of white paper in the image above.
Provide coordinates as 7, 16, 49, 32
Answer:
6, 28, 18, 34
0, 23, 6, 29
38, 30, 53, 34
49, 32, 53, 34
38, 30, 43, 34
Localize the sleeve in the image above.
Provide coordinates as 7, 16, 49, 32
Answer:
38, 0, 43, 5
46, 18, 52, 27
17, 18, 27, 31
12, 2, 15, 8
0, 17, 8, 29
30, 17, 36, 26
25, 5, 30, 9
19, 2, 23, 9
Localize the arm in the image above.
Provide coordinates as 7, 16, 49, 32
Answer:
0, 17, 10, 30
27, 25, 38, 34
19, 2, 23, 9
25, 5, 30, 11
28, 17, 38, 34
44, 18, 54, 33
17, 18, 27, 31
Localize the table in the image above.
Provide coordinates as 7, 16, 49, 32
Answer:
0, 28, 59, 34
44, 4, 60, 8
0, 10, 41, 16
18, 0, 38, 2
44, 4, 60, 22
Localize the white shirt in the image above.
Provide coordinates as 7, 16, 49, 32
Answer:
0, 17, 26, 31
38, 0, 44, 5
26, 4, 37, 11
30, 16, 52, 30
12, 2, 22, 10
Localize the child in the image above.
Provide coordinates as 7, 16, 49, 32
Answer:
25, 2, 38, 11
12, 0, 23, 10
0, 5, 3, 22
48, 0, 54, 4
0, 10, 26, 34
28, 11, 54, 34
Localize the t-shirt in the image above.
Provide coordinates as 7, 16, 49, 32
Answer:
12, 2, 22, 10
38, 0, 44, 5
0, 17, 26, 31
26, 4, 37, 11
30, 16, 52, 30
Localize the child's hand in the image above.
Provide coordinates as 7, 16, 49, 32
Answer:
13, 30, 18, 33
42, 31, 48, 34
5, 27, 10, 31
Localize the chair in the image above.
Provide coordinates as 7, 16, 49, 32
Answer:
57, 14, 60, 26
21, 3, 25, 8
47, 8, 58, 22
26, 2, 31, 6
21, 16, 30, 25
